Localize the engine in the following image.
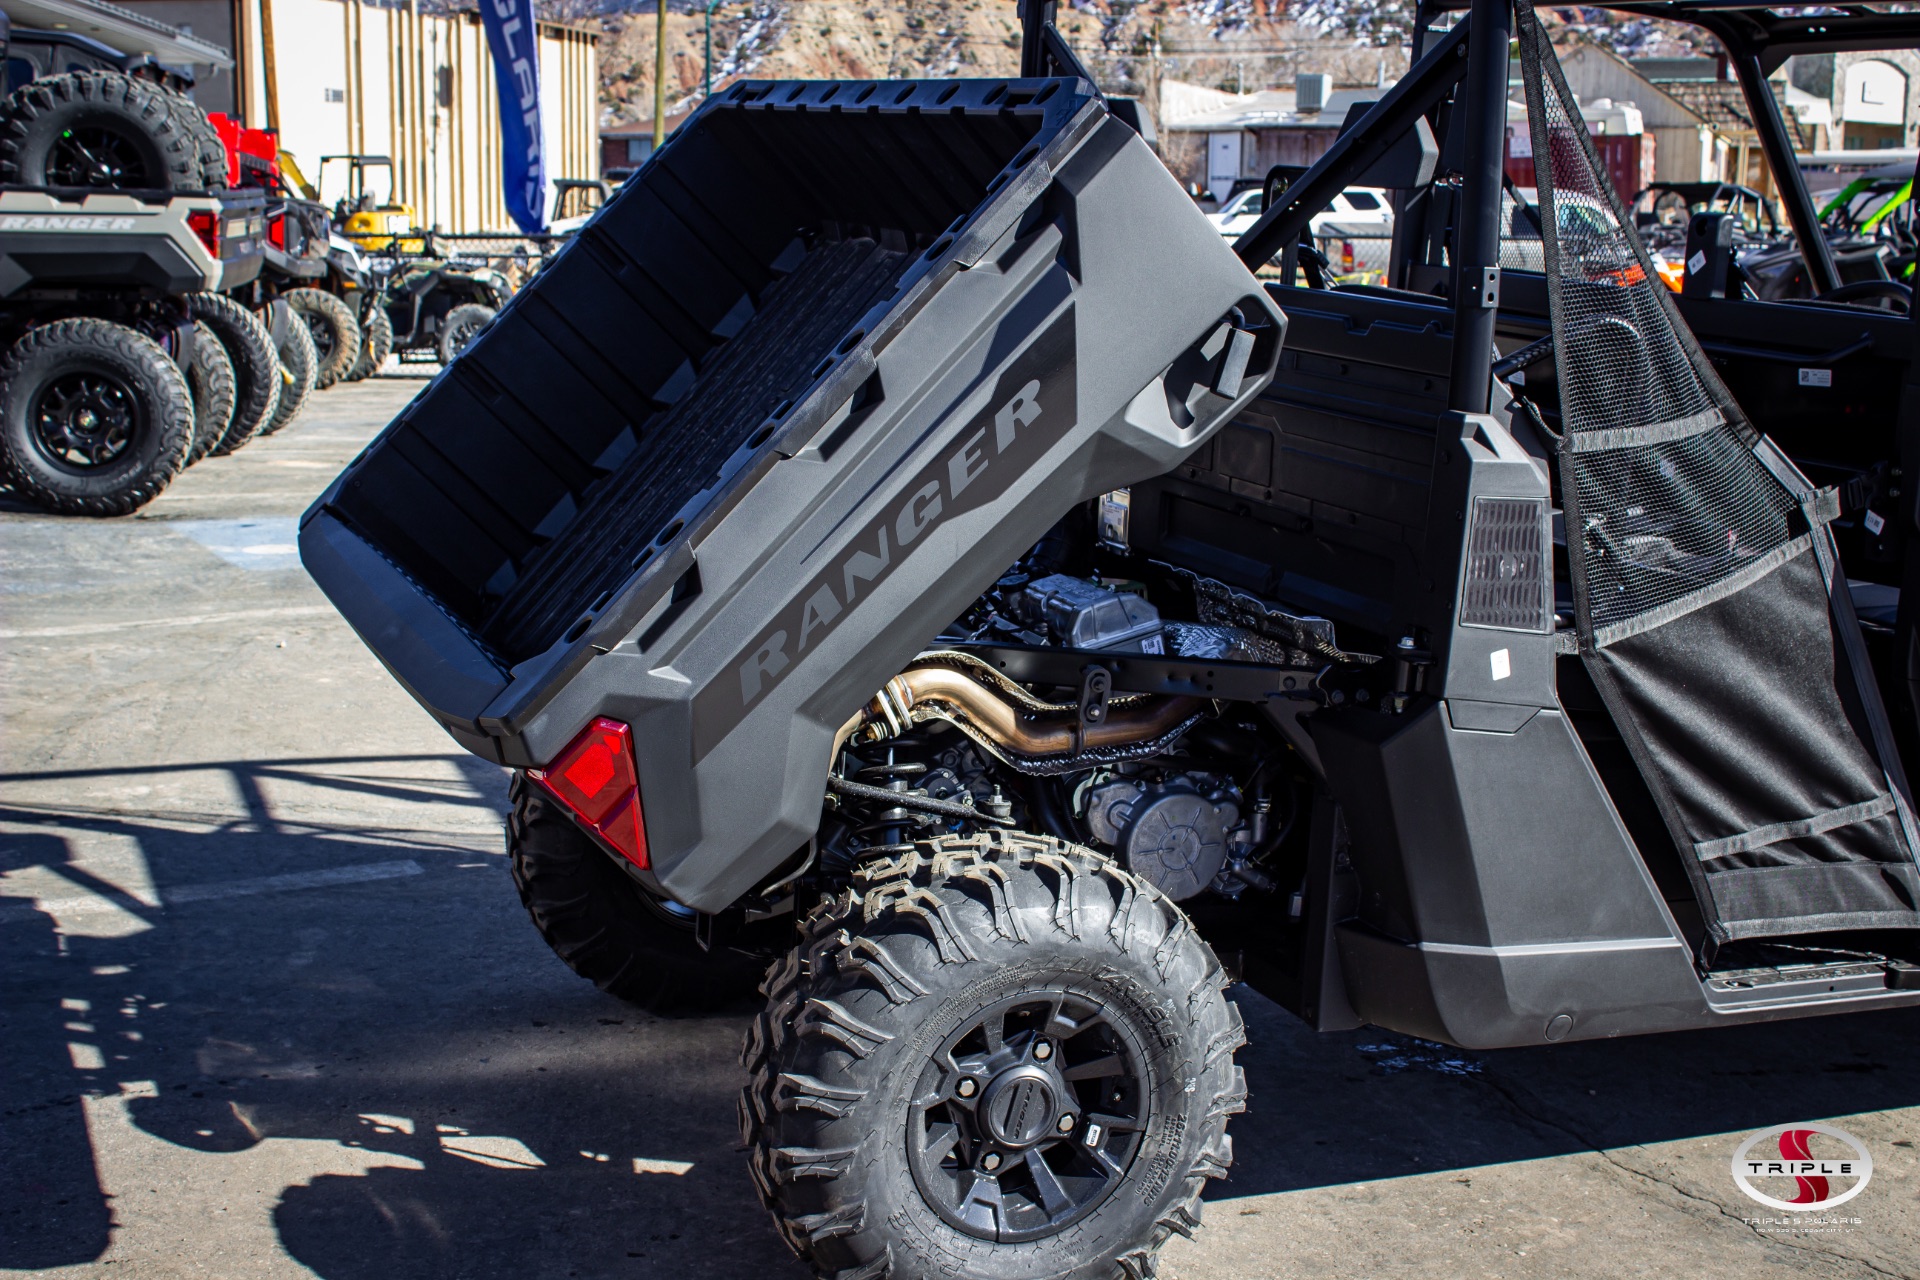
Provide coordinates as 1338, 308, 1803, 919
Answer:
825, 535, 1350, 905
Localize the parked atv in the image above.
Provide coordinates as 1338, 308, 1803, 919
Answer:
303, 1, 1920, 1277
371, 254, 505, 365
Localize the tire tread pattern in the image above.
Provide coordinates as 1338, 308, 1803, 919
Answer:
0, 317, 192, 515
262, 315, 315, 435
741, 830, 1245, 1280
285, 287, 362, 389
505, 773, 765, 1013
185, 320, 235, 465
344, 300, 392, 381
186, 293, 279, 455
0, 72, 206, 189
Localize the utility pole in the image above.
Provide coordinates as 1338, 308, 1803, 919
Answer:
1145, 19, 1162, 139
260, 0, 282, 129
653, 0, 669, 154
705, 0, 723, 98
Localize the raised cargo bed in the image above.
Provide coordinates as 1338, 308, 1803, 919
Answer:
303, 76, 1284, 907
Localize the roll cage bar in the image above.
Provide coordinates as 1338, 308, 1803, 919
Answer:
1412, 1, 1920, 297
1231, 0, 1920, 401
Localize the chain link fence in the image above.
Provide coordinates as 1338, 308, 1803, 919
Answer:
358, 231, 575, 295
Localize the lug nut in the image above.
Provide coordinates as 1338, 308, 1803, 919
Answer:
1057, 1114, 1075, 1133
956, 1077, 977, 1098
982, 1152, 1002, 1172
1033, 1039, 1052, 1061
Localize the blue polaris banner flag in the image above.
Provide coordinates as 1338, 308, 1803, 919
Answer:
480, 0, 547, 234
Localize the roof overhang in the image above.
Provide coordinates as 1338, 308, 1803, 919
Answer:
1, 0, 233, 67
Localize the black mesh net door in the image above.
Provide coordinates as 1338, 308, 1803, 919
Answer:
1514, 0, 1920, 947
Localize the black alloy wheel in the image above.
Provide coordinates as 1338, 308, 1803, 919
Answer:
32, 369, 140, 471
907, 989, 1148, 1241
436, 303, 496, 364
47, 125, 152, 188
302, 310, 337, 366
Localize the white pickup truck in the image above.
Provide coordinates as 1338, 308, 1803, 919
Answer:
1206, 183, 1394, 239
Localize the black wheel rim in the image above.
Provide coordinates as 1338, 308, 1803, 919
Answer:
30, 369, 141, 471
48, 126, 153, 188
906, 988, 1149, 1242
447, 318, 483, 357
303, 312, 336, 363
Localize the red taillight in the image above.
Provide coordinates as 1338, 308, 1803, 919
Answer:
187, 209, 220, 257
529, 717, 648, 868
267, 211, 285, 249
1341, 240, 1355, 272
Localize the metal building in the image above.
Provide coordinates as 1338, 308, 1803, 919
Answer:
112, 0, 599, 233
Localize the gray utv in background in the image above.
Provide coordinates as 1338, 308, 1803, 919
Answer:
300, 0, 1920, 1275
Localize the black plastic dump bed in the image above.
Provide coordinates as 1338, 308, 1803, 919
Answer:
319, 82, 1059, 668
304, 77, 1283, 909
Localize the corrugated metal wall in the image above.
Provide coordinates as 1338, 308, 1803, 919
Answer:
236, 0, 597, 233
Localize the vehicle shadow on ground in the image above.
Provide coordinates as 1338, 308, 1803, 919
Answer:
0, 749, 797, 1278
4, 754, 1919, 1276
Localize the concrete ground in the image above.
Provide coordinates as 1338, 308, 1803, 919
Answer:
2, 377, 1917, 1280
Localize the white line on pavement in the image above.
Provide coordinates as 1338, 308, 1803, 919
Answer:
0, 859, 423, 924
0, 605, 337, 639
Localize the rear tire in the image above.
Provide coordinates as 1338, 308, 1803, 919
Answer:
185, 293, 279, 455
344, 298, 391, 381
286, 287, 361, 389
0, 318, 193, 515
185, 320, 234, 465
741, 831, 1244, 1280
437, 302, 495, 365
506, 773, 767, 1013
262, 312, 315, 434
0, 72, 208, 190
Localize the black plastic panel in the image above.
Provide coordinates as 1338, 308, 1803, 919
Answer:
1130, 284, 1454, 635
322, 79, 1072, 666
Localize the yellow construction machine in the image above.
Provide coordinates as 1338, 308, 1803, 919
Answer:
316, 155, 425, 253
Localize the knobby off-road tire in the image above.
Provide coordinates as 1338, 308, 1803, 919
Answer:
436, 303, 495, 365
263, 313, 316, 434
185, 320, 235, 465
344, 298, 392, 381
0, 318, 193, 515
741, 831, 1246, 1280
161, 86, 231, 189
506, 773, 767, 1013
185, 293, 279, 455
285, 288, 361, 389
0, 72, 213, 190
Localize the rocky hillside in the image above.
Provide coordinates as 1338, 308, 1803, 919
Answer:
569, 0, 1710, 129
580, 1, 1415, 127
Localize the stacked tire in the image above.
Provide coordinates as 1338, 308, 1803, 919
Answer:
0, 71, 225, 191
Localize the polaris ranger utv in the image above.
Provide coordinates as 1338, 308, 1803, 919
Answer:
301, 1, 1920, 1275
